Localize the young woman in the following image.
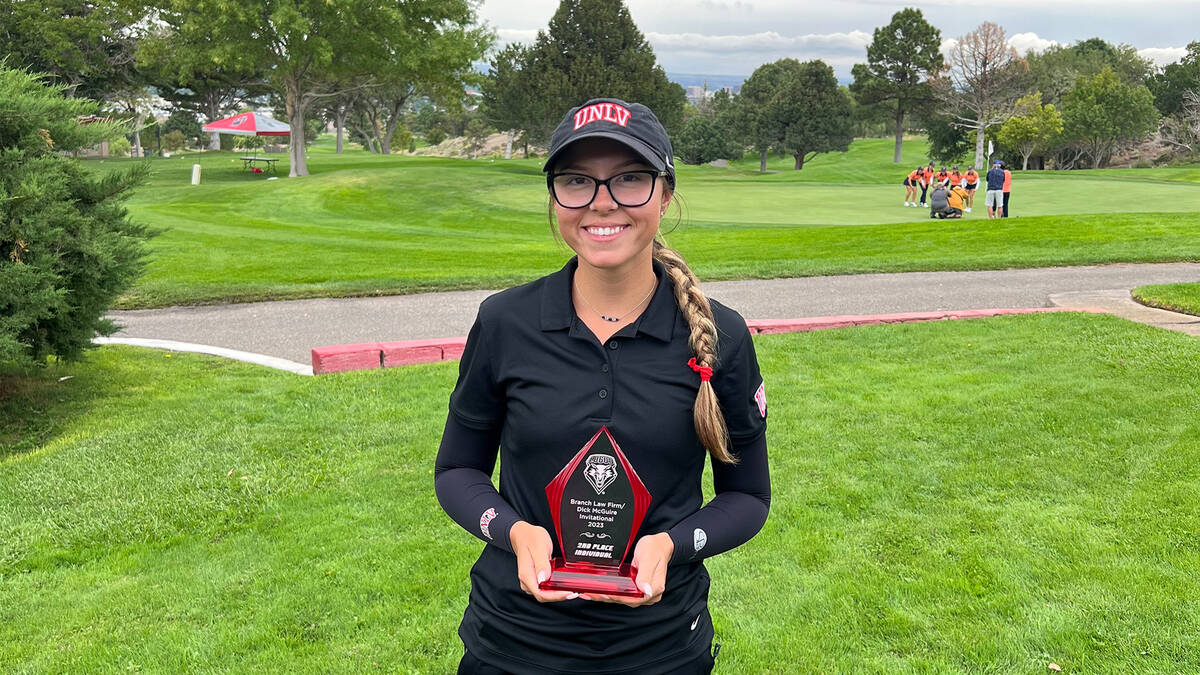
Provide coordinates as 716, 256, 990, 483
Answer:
903, 166, 921, 206
963, 167, 980, 213
435, 98, 772, 674
919, 161, 935, 206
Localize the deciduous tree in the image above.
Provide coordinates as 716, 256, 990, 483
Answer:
996, 93, 1064, 169
1148, 42, 1200, 117
935, 22, 1029, 169
1062, 67, 1159, 168
0, 0, 145, 99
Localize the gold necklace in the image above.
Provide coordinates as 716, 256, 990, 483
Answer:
575, 281, 656, 323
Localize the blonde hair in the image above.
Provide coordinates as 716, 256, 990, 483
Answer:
652, 238, 736, 465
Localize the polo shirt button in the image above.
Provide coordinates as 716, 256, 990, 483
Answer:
598, 388, 608, 399
608, 340, 619, 350
601, 364, 609, 373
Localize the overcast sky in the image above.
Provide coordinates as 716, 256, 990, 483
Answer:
478, 0, 1200, 79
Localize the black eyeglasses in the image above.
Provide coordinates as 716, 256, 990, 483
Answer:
548, 170, 667, 209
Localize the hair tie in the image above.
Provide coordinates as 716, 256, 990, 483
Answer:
687, 357, 713, 382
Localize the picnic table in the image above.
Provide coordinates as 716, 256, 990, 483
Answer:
240, 156, 279, 174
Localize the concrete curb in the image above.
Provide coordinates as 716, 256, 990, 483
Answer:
94, 337, 315, 375
310, 307, 1106, 375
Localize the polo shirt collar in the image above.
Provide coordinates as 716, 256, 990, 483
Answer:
540, 257, 677, 342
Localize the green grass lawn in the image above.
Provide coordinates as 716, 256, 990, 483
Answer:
1132, 281, 1200, 316
99, 137, 1200, 308
4, 312, 1199, 672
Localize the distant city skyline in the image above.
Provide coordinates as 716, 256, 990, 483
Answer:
478, 0, 1199, 79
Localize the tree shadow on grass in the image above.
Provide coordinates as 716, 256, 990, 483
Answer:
0, 364, 101, 462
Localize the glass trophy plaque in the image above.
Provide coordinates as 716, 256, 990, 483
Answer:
539, 427, 652, 597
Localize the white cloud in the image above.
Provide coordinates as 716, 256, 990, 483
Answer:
1139, 46, 1187, 66
941, 33, 1061, 59
644, 30, 871, 54
1007, 32, 1061, 55
496, 28, 539, 45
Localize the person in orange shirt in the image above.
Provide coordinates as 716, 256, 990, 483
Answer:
946, 185, 969, 218
963, 167, 980, 213
919, 162, 935, 206
1001, 162, 1013, 218
948, 165, 963, 189
903, 167, 921, 207
935, 166, 949, 185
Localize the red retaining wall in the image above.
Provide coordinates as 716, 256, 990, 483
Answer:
312, 307, 1104, 374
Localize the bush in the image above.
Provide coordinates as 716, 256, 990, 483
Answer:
673, 115, 742, 165
0, 66, 153, 370
162, 130, 186, 152
109, 136, 131, 157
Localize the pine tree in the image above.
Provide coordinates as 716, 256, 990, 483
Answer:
0, 65, 152, 369
849, 8, 943, 163
518, 0, 686, 145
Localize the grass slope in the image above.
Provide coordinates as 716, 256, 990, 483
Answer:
1132, 281, 1200, 316
3, 312, 1200, 672
98, 138, 1200, 308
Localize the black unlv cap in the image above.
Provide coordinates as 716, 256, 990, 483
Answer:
543, 98, 675, 185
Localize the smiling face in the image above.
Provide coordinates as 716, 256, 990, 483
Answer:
550, 137, 671, 276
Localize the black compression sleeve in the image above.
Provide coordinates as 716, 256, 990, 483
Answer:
434, 413, 520, 554
665, 431, 771, 564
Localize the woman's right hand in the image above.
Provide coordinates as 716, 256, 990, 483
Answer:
510, 520, 579, 603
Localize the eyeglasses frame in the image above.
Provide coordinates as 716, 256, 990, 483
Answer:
547, 170, 669, 209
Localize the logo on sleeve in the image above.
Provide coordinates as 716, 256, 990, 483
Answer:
479, 508, 497, 540
754, 381, 767, 418
693, 528, 707, 554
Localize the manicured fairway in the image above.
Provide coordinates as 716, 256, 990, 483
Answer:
1132, 281, 1200, 316
4, 312, 1199, 671
99, 138, 1200, 308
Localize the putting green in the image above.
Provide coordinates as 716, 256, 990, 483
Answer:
94, 137, 1200, 308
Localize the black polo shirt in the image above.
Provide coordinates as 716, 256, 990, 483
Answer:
436, 257, 770, 674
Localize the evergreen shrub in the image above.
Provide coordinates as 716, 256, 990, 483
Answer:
0, 65, 153, 370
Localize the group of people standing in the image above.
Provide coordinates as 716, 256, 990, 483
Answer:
903, 161, 1012, 220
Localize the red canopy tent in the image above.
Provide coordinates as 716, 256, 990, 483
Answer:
201, 111, 291, 137
198, 111, 291, 176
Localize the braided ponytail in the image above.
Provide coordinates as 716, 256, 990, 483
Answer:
652, 239, 737, 464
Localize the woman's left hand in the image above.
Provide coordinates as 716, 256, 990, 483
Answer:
580, 532, 674, 607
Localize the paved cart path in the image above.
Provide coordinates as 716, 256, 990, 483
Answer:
104, 263, 1200, 370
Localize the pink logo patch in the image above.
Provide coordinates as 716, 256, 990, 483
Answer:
573, 102, 632, 130
754, 381, 767, 418
479, 507, 497, 539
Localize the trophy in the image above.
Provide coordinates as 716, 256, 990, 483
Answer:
539, 427, 652, 597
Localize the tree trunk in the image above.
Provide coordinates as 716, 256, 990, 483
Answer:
505, 130, 513, 160
893, 107, 904, 163
335, 103, 346, 154
759, 148, 767, 172
793, 153, 805, 170
205, 97, 222, 150
1021, 151, 1031, 171
132, 128, 142, 159
973, 120, 987, 169
285, 77, 308, 177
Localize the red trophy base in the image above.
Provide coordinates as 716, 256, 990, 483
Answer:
539, 557, 643, 597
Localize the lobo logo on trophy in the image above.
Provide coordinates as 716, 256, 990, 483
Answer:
540, 427, 652, 597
